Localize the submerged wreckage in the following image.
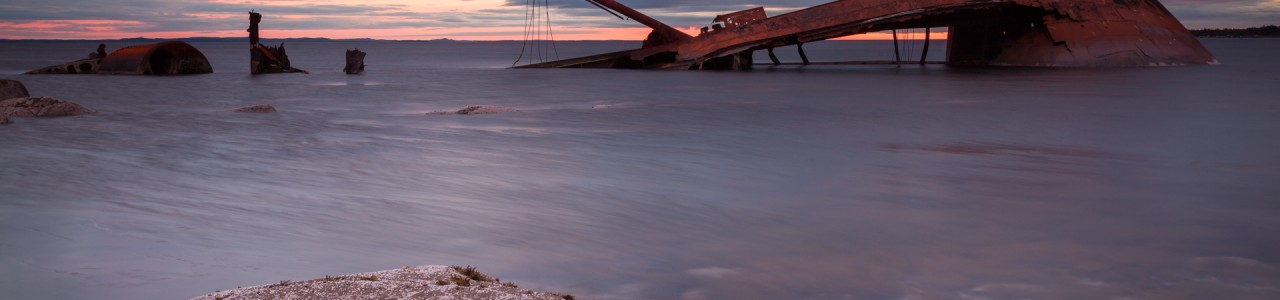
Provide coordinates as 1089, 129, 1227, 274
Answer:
520, 0, 1216, 69
27, 42, 213, 75
248, 11, 306, 74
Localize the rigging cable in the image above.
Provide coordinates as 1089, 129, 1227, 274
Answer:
545, 0, 559, 60
514, 0, 560, 66
513, 0, 534, 66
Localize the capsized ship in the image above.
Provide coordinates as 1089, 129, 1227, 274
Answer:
518, 0, 1216, 69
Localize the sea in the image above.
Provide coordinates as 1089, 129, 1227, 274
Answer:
1, 39, 1278, 300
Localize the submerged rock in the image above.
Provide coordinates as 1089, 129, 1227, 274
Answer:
0, 97, 94, 118
232, 104, 277, 113
428, 105, 519, 115
189, 265, 571, 300
1, 79, 29, 100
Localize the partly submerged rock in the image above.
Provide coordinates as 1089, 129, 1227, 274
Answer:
189, 265, 571, 300
0, 97, 94, 118
232, 104, 277, 113
428, 105, 519, 115
1, 79, 30, 100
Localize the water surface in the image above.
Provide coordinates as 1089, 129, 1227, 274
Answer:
1, 39, 1278, 299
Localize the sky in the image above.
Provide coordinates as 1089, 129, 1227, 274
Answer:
0, 0, 1277, 40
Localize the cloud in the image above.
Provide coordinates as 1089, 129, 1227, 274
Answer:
0, 0, 1275, 39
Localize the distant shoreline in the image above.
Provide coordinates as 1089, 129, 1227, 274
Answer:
0, 37, 641, 43
1190, 25, 1279, 38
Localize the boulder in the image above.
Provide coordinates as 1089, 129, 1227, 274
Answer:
1, 79, 29, 100
189, 265, 571, 300
0, 97, 95, 118
233, 104, 277, 113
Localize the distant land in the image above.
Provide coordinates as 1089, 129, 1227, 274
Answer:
0, 37, 637, 43
1191, 25, 1279, 37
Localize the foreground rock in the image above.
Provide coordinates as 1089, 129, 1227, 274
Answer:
191, 265, 572, 300
427, 105, 519, 115
0, 97, 95, 118
233, 104, 277, 113
1, 79, 29, 100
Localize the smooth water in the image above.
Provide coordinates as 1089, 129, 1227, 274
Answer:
1, 39, 1278, 299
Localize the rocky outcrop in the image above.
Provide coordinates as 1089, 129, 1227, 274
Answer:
233, 104, 277, 113
190, 265, 571, 300
427, 105, 519, 115
1, 97, 95, 118
1, 79, 29, 100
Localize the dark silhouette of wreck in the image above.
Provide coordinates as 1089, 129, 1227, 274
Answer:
27, 42, 213, 75
519, 0, 1217, 70
248, 11, 306, 74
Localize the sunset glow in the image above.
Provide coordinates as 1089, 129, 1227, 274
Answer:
0, 0, 1270, 40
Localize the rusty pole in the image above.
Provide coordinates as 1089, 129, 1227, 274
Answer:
768, 47, 781, 65
920, 28, 931, 65
586, 0, 691, 40
798, 43, 810, 65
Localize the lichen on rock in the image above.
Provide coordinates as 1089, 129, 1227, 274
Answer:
190, 265, 571, 300
0, 96, 95, 118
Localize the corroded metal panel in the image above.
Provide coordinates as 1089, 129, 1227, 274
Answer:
524, 0, 1215, 69
97, 41, 213, 75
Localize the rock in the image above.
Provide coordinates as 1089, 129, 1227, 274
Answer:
428, 105, 519, 115
0, 115, 10, 125
1, 79, 29, 100
189, 265, 572, 300
233, 104, 277, 113
0, 97, 94, 118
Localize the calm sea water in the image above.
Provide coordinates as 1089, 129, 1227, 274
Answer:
1, 39, 1278, 300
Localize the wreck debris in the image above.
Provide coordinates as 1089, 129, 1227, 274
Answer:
344, 48, 366, 74
27, 42, 213, 75
26, 44, 105, 75
1, 79, 30, 100
1, 97, 95, 118
232, 104, 277, 113
249, 11, 307, 74
519, 0, 1216, 70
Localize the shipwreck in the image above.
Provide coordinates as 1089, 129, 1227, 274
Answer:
518, 0, 1216, 70
27, 42, 213, 75
248, 11, 307, 74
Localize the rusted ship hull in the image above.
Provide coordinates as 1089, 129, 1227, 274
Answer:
27, 41, 212, 75
520, 0, 1215, 69
98, 42, 213, 75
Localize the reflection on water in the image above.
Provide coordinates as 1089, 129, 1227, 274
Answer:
1, 40, 1279, 299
